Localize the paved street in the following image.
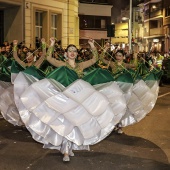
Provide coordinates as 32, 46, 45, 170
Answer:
0, 85, 170, 170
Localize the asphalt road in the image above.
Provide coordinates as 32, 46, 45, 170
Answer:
0, 85, 170, 170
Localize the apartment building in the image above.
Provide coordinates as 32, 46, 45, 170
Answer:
163, 0, 170, 53
111, 0, 145, 53
0, 0, 79, 48
143, 0, 164, 52
78, 0, 112, 47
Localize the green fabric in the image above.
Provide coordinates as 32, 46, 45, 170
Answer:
0, 73, 11, 82
114, 71, 134, 83
23, 66, 45, 80
1, 66, 11, 76
0, 55, 7, 65
39, 60, 55, 76
152, 69, 163, 80
144, 69, 163, 81
137, 63, 149, 77
83, 68, 114, 85
46, 66, 79, 87
0, 58, 13, 82
0, 66, 11, 82
127, 69, 142, 81
1, 58, 13, 68
11, 61, 25, 74
143, 72, 157, 81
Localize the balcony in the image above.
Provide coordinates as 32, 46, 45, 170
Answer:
144, 27, 163, 37
164, 16, 170, 25
150, 9, 162, 18
150, 27, 163, 36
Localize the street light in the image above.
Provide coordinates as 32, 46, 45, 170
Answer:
122, 17, 131, 53
129, 0, 132, 53
122, 0, 132, 53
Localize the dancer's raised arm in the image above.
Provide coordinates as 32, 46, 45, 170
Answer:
34, 38, 46, 68
79, 38, 99, 69
13, 40, 27, 68
99, 42, 112, 65
46, 37, 65, 67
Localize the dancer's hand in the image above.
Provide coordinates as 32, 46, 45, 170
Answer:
133, 52, 138, 59
88, 38, 95, 49
41, 38, 46, 44
13, 40, 18, 45
50, 37, 55, 46
104, 42, 110, 49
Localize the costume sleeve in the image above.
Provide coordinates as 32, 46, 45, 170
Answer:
79, 48, 98, 70
100, 51, 111, 65
127, 54, 138, 69
34, 43, 46, 68
46, 45, 66, 67
13, 45, 26, 68
125, 62, 137, 69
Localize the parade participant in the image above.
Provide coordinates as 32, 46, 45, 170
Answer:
0, 39, 47, 127
100, 42, 138, 134
155, 52, 164, 70
46, 37, 98, 78
100, 42, 138, 74
45, 37, 98, 161
7, 38, 160, 164
13, 38, 46, 69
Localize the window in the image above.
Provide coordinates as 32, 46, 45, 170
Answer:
101, 19, 106, 29
135, 11, 139, 22
79, 0, 109, 4
51, 14, 57, 38
144, 4, 149, 16
35, 11, 43, 38
165, 6, 170, 17
79, 15, 110, 30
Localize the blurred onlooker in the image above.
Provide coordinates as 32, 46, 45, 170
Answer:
0, 44, 6, 56
35, 37, 41, 49
20, 46, 28, 61
5, 44, 13, 58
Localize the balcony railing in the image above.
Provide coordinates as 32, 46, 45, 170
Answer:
150, 27, 163, 36
150, 9, 162, 18
144, 27, 163, 37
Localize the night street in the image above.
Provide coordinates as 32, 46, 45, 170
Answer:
0, 85, 170, 170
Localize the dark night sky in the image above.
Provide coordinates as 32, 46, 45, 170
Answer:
109, 0, 130, 23
109, 0, 129, 9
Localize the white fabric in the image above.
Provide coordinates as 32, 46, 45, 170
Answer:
1, 71, 159, 153
120, 79, 159, 127
0, 81, 23, 126
13, 72, 126, 153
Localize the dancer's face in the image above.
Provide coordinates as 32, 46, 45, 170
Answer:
67, 46, 78, 60
26, 52, 34, 63
115, 52, 124, 62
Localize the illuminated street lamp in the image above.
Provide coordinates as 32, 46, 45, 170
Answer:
122, 0, 132, 53
122, 17, 131, 53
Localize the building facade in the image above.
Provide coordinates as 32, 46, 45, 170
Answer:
0, 0, 79, 48
78, 0, 112, 47
143, 0, 164, 52
163, 0, 170, 53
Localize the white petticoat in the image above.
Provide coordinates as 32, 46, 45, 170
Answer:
0, 80, 23, 126
13, 72, 127, 153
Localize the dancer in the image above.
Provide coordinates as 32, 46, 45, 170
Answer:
0, 39, 47, 127
45, 37, 98, 161
13, 38, 46, 69
100, 42, 138, 134
46, 37, 98, 78
100, 42, 138, 74
12, 39, 159, 163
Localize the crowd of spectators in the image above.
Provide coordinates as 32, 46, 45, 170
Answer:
1, 39, 170, 74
